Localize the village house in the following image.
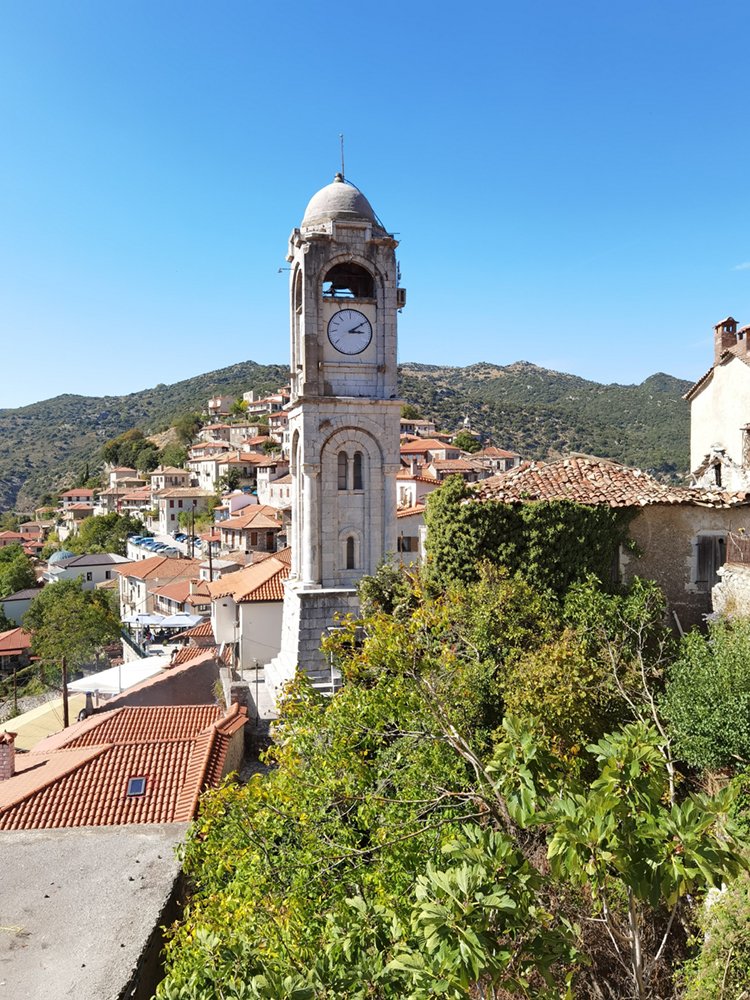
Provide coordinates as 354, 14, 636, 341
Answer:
396, 466, 441, 509
472, 455, 750, 630
0, 703, 246, 830
151, 578, 212, 618
0, 530, 26, 549
149, 465, 192, 491
58, 502, 96, 540
207, 394, 235, 421
208, 550, 290, 672
218, 504, 282, 556
43, 552, 130, 589
114, 556, 203, 620
0, 628, 32, 675
395, 505, 425, 565
0, 587, 42, 626
150, 487, 214, 536
686, 316, 750, 490
59, 488, 96, 509
400, 416, 437, 438
255, 456, 290, 505
400, 437, 462, 463
474, 446, 522, 473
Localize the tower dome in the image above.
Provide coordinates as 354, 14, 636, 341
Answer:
301, 173, 383, 230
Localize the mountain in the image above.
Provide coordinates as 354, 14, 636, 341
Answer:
399, 361, 691, 476
0, 359, 691, 512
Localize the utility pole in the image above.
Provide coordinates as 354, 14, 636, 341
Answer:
61, 656, 69, 728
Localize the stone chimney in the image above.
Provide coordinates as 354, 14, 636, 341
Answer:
0, 732, 17, 780
714, 317, 738, 364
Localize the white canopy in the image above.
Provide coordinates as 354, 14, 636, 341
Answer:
68, 656, 169, 695
158, 613, 205, 628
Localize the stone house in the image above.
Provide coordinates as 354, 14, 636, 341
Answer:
472, 456, 750, 630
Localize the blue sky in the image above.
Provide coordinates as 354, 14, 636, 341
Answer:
1, 0, 749, 408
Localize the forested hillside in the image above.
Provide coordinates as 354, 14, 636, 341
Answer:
0, 358, 691, 512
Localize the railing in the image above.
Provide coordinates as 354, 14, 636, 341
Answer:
120, 629, 148, 659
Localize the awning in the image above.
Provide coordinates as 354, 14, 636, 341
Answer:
158, 613, 206, 628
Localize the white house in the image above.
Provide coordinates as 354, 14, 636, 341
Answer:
151, 488, 214, 536
208, 551, 290, 671
686, 315, 750, 490
43, 553, 131, 590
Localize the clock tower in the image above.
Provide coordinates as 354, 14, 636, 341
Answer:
266, 173, 404, 696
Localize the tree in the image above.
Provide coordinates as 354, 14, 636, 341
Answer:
24, 579, 120, 681
218, 467, 242, 492
453, 429, 481, 453
663, 617, 750, 772
66, 512, 148, 556
230, 397, 249, 417
158, 442, 187, 468
0, 545, 37, 598
174, 412, 203, 445
401, 403, 421, 420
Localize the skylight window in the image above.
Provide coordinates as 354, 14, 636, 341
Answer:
126, 776, 147, 797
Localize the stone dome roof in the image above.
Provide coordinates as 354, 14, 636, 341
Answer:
48, 549, 75, 564
301, 174, 383, 229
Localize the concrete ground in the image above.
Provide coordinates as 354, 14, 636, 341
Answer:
0, 825, 187, 1000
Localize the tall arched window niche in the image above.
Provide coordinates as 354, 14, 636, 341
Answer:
346, 536, 356, 569
353, 451, 364, 491
338, 452, 348, 491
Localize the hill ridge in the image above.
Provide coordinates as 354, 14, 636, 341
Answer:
0, 358, 691, 511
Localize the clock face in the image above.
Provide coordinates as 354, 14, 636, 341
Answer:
327, 308, 373, 355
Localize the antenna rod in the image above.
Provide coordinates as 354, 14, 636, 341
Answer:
339, 133, 345, 180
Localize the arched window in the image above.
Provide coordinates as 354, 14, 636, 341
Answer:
346, 536, 355, 569
338, 452, 348, 490
322, 263, 374, 299
353, 451, 364, 491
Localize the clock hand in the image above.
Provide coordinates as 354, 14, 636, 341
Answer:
349, 322, 367, 333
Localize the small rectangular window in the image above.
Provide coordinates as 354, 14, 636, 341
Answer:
126, 776, 147, 797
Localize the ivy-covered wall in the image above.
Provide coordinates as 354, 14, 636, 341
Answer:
423, 475, 633, 595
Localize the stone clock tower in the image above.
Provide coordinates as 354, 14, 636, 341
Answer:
266, 174, 404, 696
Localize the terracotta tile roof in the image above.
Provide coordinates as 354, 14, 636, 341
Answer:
400, 438, 453, 454
220, 505, 282, 532
471, 456, 750, 508
65, 503, 95, 511
60, 489, 94, 497
0, 530, 25, 540
113, 556, 202, 582
150, 578, 211, 603
171, 645, 221, 666
396, 504, 426, 518
0, 628, 32, 654
430, 459, 484, 471
175, 620, 215, 640
207, 553, 289, 603
0, 703, 246, 830
475, 446, 521, 459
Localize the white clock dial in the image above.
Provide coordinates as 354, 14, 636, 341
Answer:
327, 308, 373, 355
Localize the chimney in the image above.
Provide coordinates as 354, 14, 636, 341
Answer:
410, 457, 419, 477
714, 317, 738, 364
0, 732, 17, 780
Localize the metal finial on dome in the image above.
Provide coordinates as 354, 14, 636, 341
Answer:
334, 172, 344, 183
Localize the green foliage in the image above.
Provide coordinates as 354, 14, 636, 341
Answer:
400, 402, 421, 419
424, 475, 631, 596
23, 578, 120, 677
679, 872, 750, 999
158, 442, 188, 468
0, 545, 37, 597
174, 411, 203, 445
261, 438, 280, 454
66, 512, 148, 556
663, 617, 750, 772
218, 467, 243, 492
452, 430, 481, 453
230, 397, 249, 416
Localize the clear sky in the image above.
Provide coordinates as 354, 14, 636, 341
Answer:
1, 1, 749, 409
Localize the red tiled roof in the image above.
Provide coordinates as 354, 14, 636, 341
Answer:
175, 620, 215, 640
60, 489, 94, 497
171, 645, 221, 666
0, 628, 32, 654
0, 530, 25, 540
151, 578, 211, 603
396, 504, 426, 518
0, 703, 246, 830
476, 446, 521, 459
400, 438, 453, 454
65, 503, 95, 511
207, 553, 289, 603
471, 456, 750, 508
220, 505, 282, 532
113, 556, 202, 582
